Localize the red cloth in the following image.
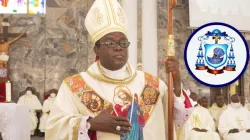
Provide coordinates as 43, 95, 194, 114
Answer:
182, 90, 193, 108
88, 131, 97, 140
44, 94, 50, 100
0, 82, 6, 102
95, 56, 99, 62
112, 104, 129, 117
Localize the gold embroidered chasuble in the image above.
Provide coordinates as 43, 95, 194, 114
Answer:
45, 62, 180, 140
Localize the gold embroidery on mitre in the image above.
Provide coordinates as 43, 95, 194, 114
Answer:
89, 0, 111, 38
95, 8, 103, 25
86, 0, 127, 44
109, 0, 126, 29
117, 8, 125, 23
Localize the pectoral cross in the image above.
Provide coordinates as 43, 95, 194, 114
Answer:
212, 34, 221, 44
236, 116, 244, 130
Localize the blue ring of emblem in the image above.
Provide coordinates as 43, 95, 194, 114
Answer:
184, 22, 249, 87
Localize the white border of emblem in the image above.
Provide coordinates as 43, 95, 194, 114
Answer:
184, 22, 249, 87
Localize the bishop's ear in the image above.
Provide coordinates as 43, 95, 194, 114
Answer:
94, 46, 99, 56
94, 40, 101, 56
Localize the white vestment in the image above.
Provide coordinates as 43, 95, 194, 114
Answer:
46, 62, 186, 140
179, 105, 220, 140
209, 103, 227, 128
17, 94, 42, 134
39, 96, 56, 132
218, 105, 250, 140
242, 104, 250, 111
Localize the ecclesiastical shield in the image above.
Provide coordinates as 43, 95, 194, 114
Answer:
205, 44, 228, 69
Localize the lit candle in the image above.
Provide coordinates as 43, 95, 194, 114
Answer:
6, 81, 11, 102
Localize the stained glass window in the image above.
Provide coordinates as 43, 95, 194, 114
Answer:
0, 0, 46, 14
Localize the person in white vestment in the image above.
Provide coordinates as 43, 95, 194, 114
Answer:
45, 0, 188, 140
39, 89, 57, 134
189, 92, 198, 107
209, 94, 227, 131
199, 97, 209, 109
218, 94, 250, 140
240, 96, 250, 111
137, 63, 143, 71
17, 87, 42, 135
177, 94, 220, 140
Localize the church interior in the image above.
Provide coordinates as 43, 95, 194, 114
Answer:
0, 0, 250, 140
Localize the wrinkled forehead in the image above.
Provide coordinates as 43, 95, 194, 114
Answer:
101, 32, 127, 41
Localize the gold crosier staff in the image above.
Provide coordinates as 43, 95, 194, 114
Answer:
167, 0, 177, 140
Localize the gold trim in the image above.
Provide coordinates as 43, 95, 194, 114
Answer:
86, 61, 136, 85
90, 0, 112, 38
72, 119, 81, 140
97, 61, 133, 81
64, 74, 112, 116
109, 0, 125, 28
87, 70, 137, 85
92, 27, 127, 43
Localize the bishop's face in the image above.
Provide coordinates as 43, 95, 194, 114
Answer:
95, 32, 129, 70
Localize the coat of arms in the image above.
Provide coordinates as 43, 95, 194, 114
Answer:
184, 22, 249, 87
195, 29, 236, 74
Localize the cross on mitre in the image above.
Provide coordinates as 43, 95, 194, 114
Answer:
212, 34, 221, 44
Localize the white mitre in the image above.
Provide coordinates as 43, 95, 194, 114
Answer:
84, 0, 128, 44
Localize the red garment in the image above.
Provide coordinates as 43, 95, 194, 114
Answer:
112, 104, 129, 117
182, 90, 193, 108
138, 112, 145, 127
88, 131, 97, 140
0, 82, 6, 102
95, 56, 99, 62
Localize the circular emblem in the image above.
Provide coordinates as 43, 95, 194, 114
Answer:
0, 68, 8, 78
184, 22, 249, 87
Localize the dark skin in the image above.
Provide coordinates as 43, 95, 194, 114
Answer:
215, 94, 225, 108
228, 94, 241, 133
192, 128, 208, 132
90, 32, 182, 135
163, 56, 181, 96
94, 32, 128, 71
189, 92, 198, 102
200, 97, 208, 109
240, 96, 245, 106
192, 96, 208, 132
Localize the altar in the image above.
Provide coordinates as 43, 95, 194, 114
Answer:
0, 103, 30, 140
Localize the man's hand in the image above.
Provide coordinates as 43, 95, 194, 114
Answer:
216, 127, 219, 133
164, 56, 181, 96
246, 129, 250, 133
200, 129, 208, 132
192, 128, 201, 132
88, 109, 131, 136
229, 128, 239, 133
